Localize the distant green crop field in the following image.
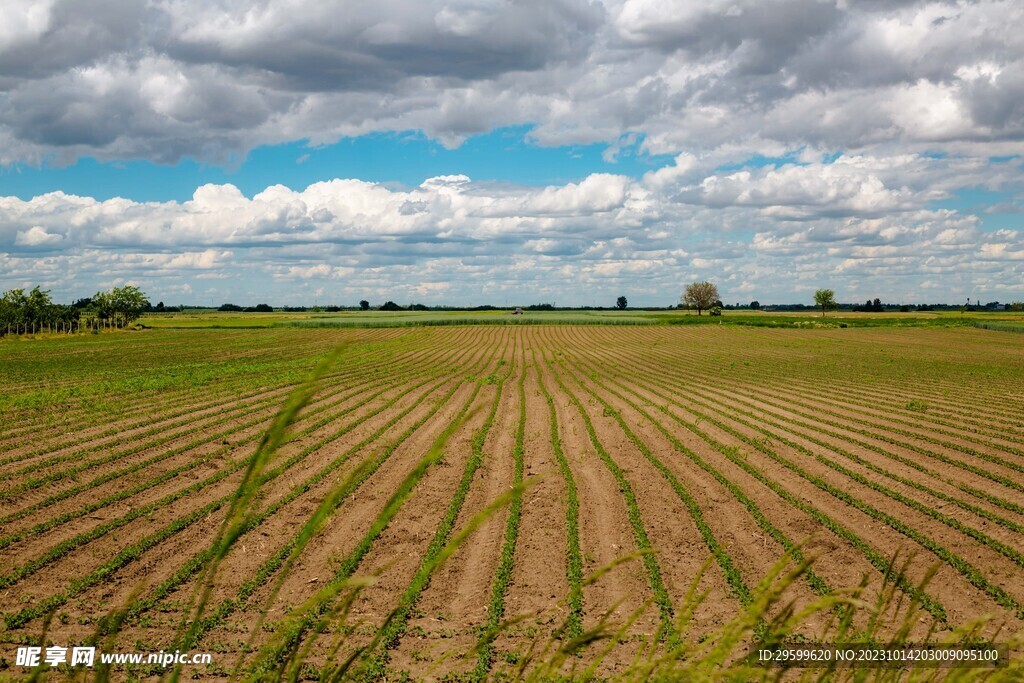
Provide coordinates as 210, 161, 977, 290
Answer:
283, 310, 665, 327
143, 309, 673, 328
142, 311, 302, 328
140, 307, 1024, 330
973, 321, 1024, 333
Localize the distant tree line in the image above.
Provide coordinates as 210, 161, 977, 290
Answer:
744, 301, 1017, 312
1, 285, 149, 336
218, 303, 273, 312
5, 283, 1020, 338
147, 302, 184, 313
162, 298, 1024, 314
852, 298, 884, 312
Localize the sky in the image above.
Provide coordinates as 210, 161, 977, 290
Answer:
1, 0, 1023, 307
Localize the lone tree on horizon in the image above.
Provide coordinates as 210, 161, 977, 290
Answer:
682, 281, 719, 316
616, 295, 627, 310
814, 288, 836, 317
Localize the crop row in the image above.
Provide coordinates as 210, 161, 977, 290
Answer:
608, 328, 1024, 521
124, 366, 476, 638
554, 326, 947, 620
0, 328, 398, 442
667, 386, 1024, 619
0, 337, 452, 535
752, 368, 1024, 443
473, 343, 528, 678
124, 328, 501, 644
361, 332, 516, 678
597, 333, 1024, 519
244, 336, 507, 675
554, 338, 832, 602
0, 343, 456, 560
0, 346, 463, 594
577, 326, 1024, 619
641, 326, 1024, 427
6, 324, 1022, 675
548, 329, 831, 604
627, 326, 1024, 429
533, 346, 585, 641
0, 333, 421, 476
0, 331, 413, 468
544, 346, 678, 642
726, 374, 1024, 468
1, 329, 498, 629
589, 327, 1024, 505
682, 376, 1024, 529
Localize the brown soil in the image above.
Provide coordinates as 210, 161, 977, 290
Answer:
3, 326, 1023, 681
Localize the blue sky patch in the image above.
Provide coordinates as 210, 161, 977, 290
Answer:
0, 126, 676, 202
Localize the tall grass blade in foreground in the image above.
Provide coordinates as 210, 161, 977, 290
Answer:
165, 343, 350, 682
242, 394, 486, 676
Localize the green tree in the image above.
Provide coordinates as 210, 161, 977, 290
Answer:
25, 286, 53, 322
110, 285, 149, 326
0, 289, 27, 333
92, 291, 113, 325
1, 286, 78, 335
682, 281, 720, 316
359, 300, 370, 311
616, 295, 627, 310
90, 286, 148, 327
814, 289, 836, 317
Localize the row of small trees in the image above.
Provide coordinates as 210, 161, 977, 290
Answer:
0, 287, 78, 335
685, 284, 962, 318
0, 285, 149, 336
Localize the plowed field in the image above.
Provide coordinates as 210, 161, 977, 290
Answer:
2, 325, 1023, 679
